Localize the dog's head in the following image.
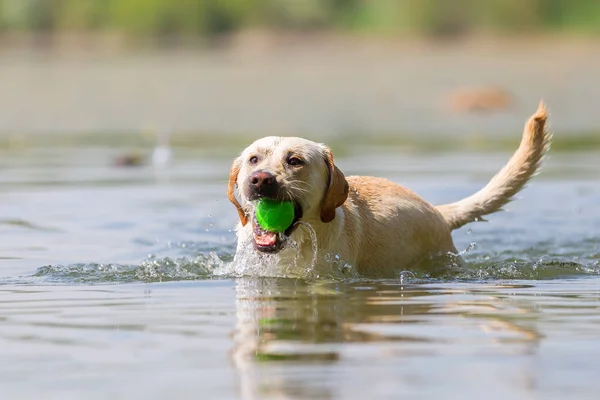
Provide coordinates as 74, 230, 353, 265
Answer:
228, 137, 348, 253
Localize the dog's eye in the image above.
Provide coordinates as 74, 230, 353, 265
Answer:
249, 156, 258, 165
287, 157, 304, 167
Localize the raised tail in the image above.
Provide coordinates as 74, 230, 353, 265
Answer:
437, 101, 551, 230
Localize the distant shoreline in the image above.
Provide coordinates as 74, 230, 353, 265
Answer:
0, 32, 599, 138
1, 30, 599, 55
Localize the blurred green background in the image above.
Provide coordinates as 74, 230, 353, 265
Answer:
0, 0, 599, 148
1, 0, 599, 40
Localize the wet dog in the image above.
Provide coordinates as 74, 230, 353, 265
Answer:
228, 103, 550, 278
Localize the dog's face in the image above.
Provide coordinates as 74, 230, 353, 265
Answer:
228, 137, 348, 253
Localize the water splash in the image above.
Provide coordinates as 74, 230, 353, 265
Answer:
214, 219, 318, 279
291, 220, 319, 274
215, 242, 289, 278
214, 221, 361, 280
432, 258, 600, 281
28, 245, 600, 285
457, 242, 477, 256
324, 253, 360, 279
399, 270, 416, 284
33, 253, 224, 284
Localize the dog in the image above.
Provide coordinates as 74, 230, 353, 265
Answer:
228, 102, 550, 278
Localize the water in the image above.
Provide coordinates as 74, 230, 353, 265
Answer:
1, 143, 600, 399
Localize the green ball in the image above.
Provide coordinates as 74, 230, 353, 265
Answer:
255, 199, 295, 232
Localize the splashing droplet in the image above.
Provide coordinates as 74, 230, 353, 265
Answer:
399, 270, 416, 284
293, 220, 319, 276
459, 242, 477, 255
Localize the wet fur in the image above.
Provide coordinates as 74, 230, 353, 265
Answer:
228, 102, 550, 278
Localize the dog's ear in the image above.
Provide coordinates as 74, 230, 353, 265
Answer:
320, 148, 349, 223
227, 157, 248, 226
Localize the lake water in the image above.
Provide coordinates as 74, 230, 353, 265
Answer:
1, 141, 599, 399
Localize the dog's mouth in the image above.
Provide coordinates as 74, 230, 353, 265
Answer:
251, 202, 303, 253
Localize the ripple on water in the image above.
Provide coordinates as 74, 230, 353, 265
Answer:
457, 259, 600, 281
32, 254, 226, 284
27, 252, 600, 285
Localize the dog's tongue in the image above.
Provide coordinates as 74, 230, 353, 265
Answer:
254, 230, 277, 247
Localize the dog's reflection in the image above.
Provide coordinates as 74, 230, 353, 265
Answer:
231, 278, 542, 399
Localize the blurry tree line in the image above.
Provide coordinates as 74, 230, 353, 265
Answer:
0, 0, 598, 39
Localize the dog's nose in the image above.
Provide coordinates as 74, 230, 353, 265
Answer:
250, 171, 275, 187
248, 171, 279, 199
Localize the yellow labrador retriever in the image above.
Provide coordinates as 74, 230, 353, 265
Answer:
228, 102, 550, 278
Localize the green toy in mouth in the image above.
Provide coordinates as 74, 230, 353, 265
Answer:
251, 199, 302, 252
255, 199, 295, 233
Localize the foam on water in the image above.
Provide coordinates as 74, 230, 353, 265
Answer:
28, 220, 373, 284
27, 249, 600, 285
32, 253, 223, 284
25, 233, 600, 285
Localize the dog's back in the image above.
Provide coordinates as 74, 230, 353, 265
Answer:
336, 176, 458, 277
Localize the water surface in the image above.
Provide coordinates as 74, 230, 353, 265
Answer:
1, 142, 599, 399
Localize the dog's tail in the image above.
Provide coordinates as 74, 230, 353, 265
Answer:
437, 101, 551, 231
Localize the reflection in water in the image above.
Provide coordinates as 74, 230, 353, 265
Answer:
232, 278, 543, 399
